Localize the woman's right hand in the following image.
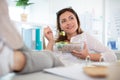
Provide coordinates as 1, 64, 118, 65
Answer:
44, 26, 54, 42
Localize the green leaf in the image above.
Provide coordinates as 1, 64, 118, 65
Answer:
15, 0, 34, 8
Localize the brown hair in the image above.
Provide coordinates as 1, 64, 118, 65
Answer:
56, 7, 83, 42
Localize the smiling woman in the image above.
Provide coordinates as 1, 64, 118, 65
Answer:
44, 7, 117, 63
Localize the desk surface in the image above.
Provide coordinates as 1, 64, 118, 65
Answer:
13, 72, 68, 80
1, 63, 107, 80
44, 63, 107, 80
6, 63, 107, 80
1, 72, 68, 80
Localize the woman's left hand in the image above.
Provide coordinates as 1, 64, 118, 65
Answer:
71, 42, 89, 59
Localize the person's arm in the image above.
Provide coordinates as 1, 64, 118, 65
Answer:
12, 50, 26, 72
86, 33, 117, 62
14, 49, 64, 74
44, 26, 55, 51
71, 33, 117, 62
0, 1, 23, 49
0, 19, 24, 49
72, 42, 101, 62
88, 54, 101, 61
46, 40, 55, 51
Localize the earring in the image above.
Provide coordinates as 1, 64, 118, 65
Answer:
60, 31, 65, 36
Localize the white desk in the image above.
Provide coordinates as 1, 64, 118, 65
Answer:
1, 72, 68, 80
3, 64, 106, 80
44, 63, 106, 80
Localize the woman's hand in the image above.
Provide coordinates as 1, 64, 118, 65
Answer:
44, 26, 55, 50
71, 42, 89, 59
44, 26, 54, 42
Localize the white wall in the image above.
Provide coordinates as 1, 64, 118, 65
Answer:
29, 0, 50, 24
105, 0, 120, 50
8, 0, 50, 25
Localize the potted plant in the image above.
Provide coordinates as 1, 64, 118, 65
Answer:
16, 0, 34, 9
15, 0, 34, 22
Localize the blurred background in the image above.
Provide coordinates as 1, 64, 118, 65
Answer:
7, 0, 120, 52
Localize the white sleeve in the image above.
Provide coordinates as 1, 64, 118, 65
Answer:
86, 33, 117, 62
0, 40, 14, 77
0, 0, 23, 49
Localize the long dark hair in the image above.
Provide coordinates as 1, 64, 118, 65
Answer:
56, 7, 83, 42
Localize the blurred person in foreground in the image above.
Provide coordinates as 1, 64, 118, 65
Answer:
0, 0, 63, 77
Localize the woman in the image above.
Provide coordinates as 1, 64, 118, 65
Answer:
44, 7, 117, 62
0, 0, 63, 77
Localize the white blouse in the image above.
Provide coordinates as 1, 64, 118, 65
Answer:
70, 32, 117, 62
53, 32, 117, 65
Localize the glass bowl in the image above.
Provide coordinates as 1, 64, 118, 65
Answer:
55, 42, 84, 53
